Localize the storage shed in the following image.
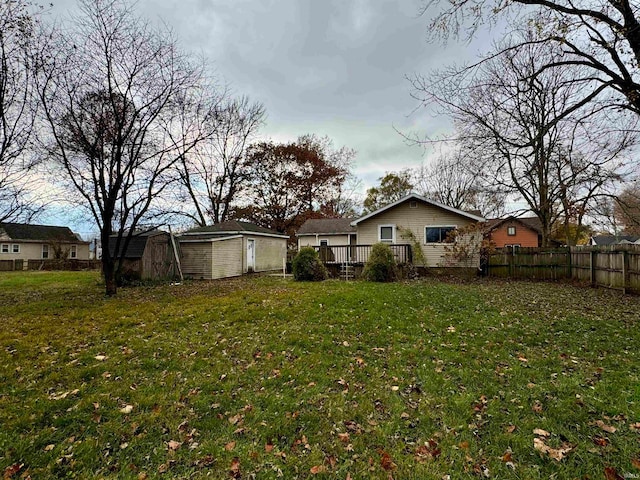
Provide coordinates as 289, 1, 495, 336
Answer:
108, 230, 178, 281
178, 220, 288, 280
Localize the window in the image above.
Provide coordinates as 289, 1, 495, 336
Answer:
12, 244, 20, 253
507, 226, 516, 236
410, 201, 418, 208
1, 244, 8, 253
42, 244, 49, 259
70, 245, 77, 258
425, 226, 456, 243
378, 225, 395, 243
319, 239, 329, 247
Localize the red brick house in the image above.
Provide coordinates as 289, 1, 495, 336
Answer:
485, 216, 542, 248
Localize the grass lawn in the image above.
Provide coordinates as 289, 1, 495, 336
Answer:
1, 271, 639, 479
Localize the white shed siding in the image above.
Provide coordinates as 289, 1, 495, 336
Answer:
212, 237, 244, 279
356, 200, 476, 267
248, 236, 287, 273
180, 242, 214, 279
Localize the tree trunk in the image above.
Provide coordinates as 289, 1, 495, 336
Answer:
102, 255, 117, 296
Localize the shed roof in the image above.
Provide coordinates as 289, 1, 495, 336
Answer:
297, 218, 356, 236
108, 229, 168, 259
0, 222, 84, 242
181, 220, 288, 239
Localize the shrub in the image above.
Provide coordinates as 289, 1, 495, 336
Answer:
292, 247, 328, 281
362, 243, 397, 282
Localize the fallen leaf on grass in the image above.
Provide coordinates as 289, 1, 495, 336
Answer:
338, 432, 350, 443
533, 428, 550, 437
167, 440, 182, 451
44, 444, 55, 451
532, 401, 543, 413
3, 463, 23, 479
593, 436, 609, 447
120, 404, 134, 414
224, 441, 236, 451
632, 458, 640, 470
229, 457, 241, 479
533, 437, 574, 461
94, 354, 107, 361
505, 425, 516, 434
630, 422, 640, 431
604, 466, 624, 480
310, 465, 326, 474
378, 450, 397, 471
595, 420, 617, 433
265, 443, 274, 453
415, 439, 441, 462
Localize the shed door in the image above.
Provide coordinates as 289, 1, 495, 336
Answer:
247, 239, 255, 271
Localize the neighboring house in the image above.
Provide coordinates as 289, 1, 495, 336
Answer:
0, 222, 90, 261
297, 218, 356, 249
590, 235, 640, 246
178, 220, 288, 280
108, 230, 177, 281
485, 216, 542, 248
297, 194, 485, 267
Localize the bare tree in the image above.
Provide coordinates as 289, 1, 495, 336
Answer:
413, 148, 506, 217
421, 0, 640, 118
410, 37, 636, 245
0, 0, 43, 222
176, 95, 265, 226
36, 0, 218, 295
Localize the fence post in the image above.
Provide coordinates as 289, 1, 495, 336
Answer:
566, 247, 572, 280
508, 248, 514, 277
622, 250, 629, 295
590, 250, 596, 287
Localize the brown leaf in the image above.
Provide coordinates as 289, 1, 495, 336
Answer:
604, 466, 624, 480
265, 443, 274, 453
533, 428, 550, 437
630, 422, 640, 430
3, 463, 23, 479
225, 441, 236, 451
532, 401, 543, 413
593, 436, 609, 447
501, 451, 513, 463
338, 432, 350, 443
505, 425, 516, 434
229, 457, 241, 479
533, 438, 574, 461
137, 473, 148, 480
379, 450, 397, 471
167, 440, 181, 451
595, 420, 617, 434
415, 439, 441, 463
228, 414, 243, 425
310, 465, 326, 474
632, 458, 640, 470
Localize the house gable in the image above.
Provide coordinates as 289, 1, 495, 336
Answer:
486, 216, 541, 248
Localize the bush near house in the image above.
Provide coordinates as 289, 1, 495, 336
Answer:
362, 242, 397, 282
292, 246, 328, 281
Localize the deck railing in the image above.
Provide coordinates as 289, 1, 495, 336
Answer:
312, 244, 412, 265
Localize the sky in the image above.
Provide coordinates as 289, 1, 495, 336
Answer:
45, 0, 498, 237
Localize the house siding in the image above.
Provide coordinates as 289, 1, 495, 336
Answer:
356, 200, 476, 267
0, 241, 90, 261
247, 236, 287, 273
180, 242, 214, 279
297, 234, 351, 249
490, 221, 539, 248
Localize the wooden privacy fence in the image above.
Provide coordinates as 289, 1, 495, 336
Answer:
487, 245, 640, 294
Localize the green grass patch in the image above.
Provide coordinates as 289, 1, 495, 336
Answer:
1, 272, 639, 478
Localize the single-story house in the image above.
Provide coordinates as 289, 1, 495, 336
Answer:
485, 216, 542, 248
296, 193, 486, 267
108, 229, 178, 281
590, 235, 640, 246
178, 220, 288, 280
0, 222, 90, 261
297, 218, 356, 250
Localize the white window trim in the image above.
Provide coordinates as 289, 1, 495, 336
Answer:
1, 244, 9, 253
70, 245, 77, 258
42, 244, 49, 259
507, 226, 516, 236
378, 224, 396, 243
12, 244, 20, 253
424, 225, 457, 244
319, 239, 329, 247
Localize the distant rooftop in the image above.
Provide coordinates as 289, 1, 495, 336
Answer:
297, 218, 356, 235
0, 222, 84, 243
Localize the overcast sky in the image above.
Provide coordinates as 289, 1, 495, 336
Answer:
47, 0, 498, 235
